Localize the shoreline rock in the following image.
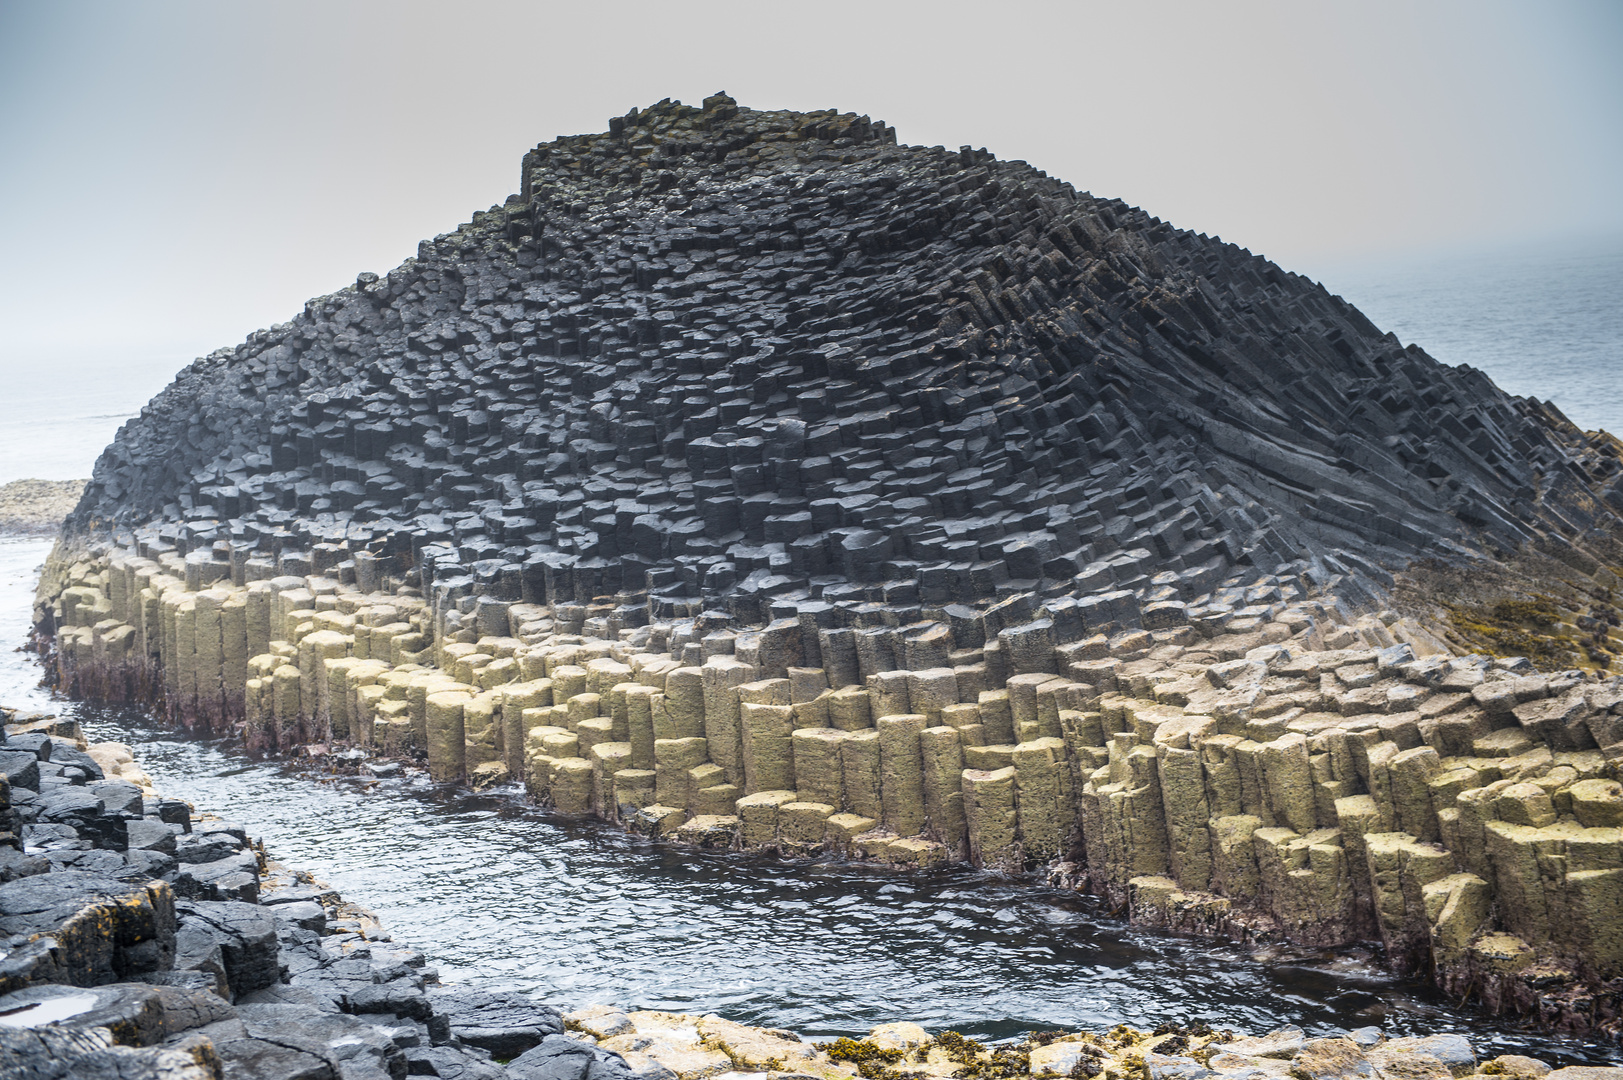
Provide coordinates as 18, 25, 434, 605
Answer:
2, 718, 1617, 1080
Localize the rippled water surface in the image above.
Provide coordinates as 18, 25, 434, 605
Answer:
2, 537, 1618, 1063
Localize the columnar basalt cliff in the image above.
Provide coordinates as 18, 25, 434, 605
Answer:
34, 96, 1623, 1036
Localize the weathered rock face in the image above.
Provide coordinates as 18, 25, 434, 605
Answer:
33, 95, 1623, 1036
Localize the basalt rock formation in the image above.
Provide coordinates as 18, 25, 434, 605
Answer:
34, 95, 1623, 1037
2, 717, 1601, 1080
63, 93, 1623, 620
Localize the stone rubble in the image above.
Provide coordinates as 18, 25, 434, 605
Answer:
0, 710, 567, 1078
26, 94, 1623, 1040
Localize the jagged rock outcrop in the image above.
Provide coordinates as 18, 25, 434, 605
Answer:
33, 95, 1623, 1036
0, 713, 568, 1080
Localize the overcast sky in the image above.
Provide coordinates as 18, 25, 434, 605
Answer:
1, 0, 1619, 440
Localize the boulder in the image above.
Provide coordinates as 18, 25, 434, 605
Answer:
0, 871, 175, 990
173, 900, 278, 999
427, 986, 562, 1058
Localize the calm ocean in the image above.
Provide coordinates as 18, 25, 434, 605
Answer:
1, 236, 1618, 487
1313, 235, 1623, 438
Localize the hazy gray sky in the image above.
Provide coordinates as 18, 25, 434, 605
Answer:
1, 0, 1619, 412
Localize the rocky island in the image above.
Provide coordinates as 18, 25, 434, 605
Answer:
0, 480, 88, 537
10, 94, 1623, 1070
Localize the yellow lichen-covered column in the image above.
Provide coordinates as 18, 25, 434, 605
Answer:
790, 728, 845, 808
610, 766, 657, 818
661, 667, 705, 737
978, 689, 1015, 745
502, 679, 553, 778
701, 656, 754, 786
840, 728, 882, 821
272, 664, 302, 747
464, 692, 505, 783
877, 714, 926, 837
1007, 673, 1060, 743
1259, 733, 1317, 834
920, 726, 967, 853
741, 701, 795, 794
1363, 831, 1454, 962
173, 594, 198, 720
221, 591, 248, 720
623, 683, 657, 771
425, 689, 472, 781
1013, 736, 1072, 862
245, 582, 275, 660
588, 742, 633, 817
963, 766, 1019, 869
1210, 813, 1262, 899
323, 658, 359, 739
825, 686, 871, 731
1153, 717, 1215, 891
552, 757, 594, 814
301, 629, 351, 739
737, 789, 797, 849
654, 736, 709, 807
868, 671, 910, 719
905, 668, 957, 726
192, 589, 225, 724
